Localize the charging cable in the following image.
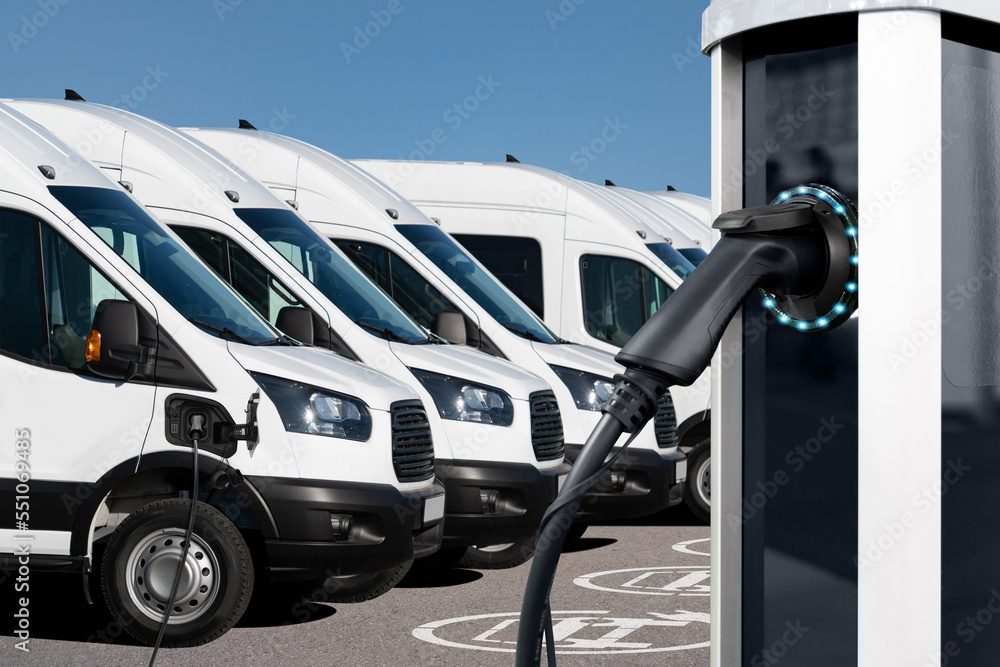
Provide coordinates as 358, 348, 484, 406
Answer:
148, 414, 204, 667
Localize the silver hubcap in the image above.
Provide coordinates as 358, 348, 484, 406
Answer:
125, 527, 220, 624
697, 456, 711, 506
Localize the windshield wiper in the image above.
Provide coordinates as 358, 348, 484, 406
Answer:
501, 323, 547, 343
419, 332, 449, 345
356, 321, 412, 343
255, 334, 299, 347
188, 318, 254, 345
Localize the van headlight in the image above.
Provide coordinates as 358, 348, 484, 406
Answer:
251, 373, 372, 441
549, 365, 614, 412
410, 368, 514, 426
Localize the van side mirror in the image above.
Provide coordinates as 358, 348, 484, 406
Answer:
276, 306, 314, 344
86, 299, 149, 380
431, 310, 467, 345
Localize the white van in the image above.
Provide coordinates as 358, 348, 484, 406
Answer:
0, 102, 443, 647
9, 99, 571, 569
353, 159, 713, 522
596, 183, 710, 264
182, 126, 686, 538
606, 184, 712, 261
646, 187, 714, 237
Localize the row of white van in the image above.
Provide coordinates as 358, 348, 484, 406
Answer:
0, 96, 707, 648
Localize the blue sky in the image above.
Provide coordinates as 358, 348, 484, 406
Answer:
2, 0, 711, 196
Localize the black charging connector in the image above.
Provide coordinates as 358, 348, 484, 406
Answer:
515, 184, 860, 667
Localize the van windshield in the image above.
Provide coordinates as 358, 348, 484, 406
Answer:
235, 208, 427, 344
49, 186, 279, 345
645, 242, 696, 280
396, 224, 558, 344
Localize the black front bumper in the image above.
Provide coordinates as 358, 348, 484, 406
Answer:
435, 459, 572, 548
246, 475, 445, 583
564, 445, 685, 523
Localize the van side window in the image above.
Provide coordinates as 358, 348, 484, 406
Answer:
0, 211, 47, 362
335, 240, 455, 329
451, 234, 545, 318
171, 225, 302, 327
338, 242, 390, 293
228, 241, 301, 324
0, 210, 133, 370
173, 225, 227, 278
41, 224, 129, 369
579, 255, 674, 346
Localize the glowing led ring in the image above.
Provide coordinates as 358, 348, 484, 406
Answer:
760, 184, 859, 332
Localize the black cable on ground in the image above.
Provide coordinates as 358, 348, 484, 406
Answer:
148, 438, 200, 667
517, 367, 667, 667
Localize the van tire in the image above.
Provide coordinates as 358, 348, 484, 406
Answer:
321, 559, 413, 603
458, 538, 535, 569
684, 439, 711, 524
101, 499, 253, 647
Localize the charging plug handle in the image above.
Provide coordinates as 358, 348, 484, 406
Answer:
187, 413, 208, 441
616, 205, 831, 386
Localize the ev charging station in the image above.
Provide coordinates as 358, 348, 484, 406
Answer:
703, 2, 1000, 666
517, 2, 1000, 666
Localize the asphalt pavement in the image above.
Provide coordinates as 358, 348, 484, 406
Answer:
1, 507, 709, 666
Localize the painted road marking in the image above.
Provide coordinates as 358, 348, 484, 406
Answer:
413, 610, 710, 654
672, 537, 710, 556
574, 566, 711, 596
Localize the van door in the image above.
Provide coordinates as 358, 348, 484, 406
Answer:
564, 240, 675, 352
0, 209, 157, 557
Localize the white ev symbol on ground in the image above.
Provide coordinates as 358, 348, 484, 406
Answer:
574, 566, 711, 596
413, 610, 710, 654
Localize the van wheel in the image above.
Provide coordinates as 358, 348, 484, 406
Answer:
101, 499, 253, 647
684, 439, 711, 524
458, 538, 535, 569
321, 559, 413, 603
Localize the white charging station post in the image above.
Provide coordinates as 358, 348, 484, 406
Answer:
704, 2, 1000, 666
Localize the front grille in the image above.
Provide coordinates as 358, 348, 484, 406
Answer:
391, 400, 435, 483
654, 390, 679, 449
529, 390, 564, 461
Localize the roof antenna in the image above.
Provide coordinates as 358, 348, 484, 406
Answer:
238, 119, 257, 130
505, 154, 520, 163
667, 185, 677, 191
65, 89, 85, 102
605, 179, 617, 187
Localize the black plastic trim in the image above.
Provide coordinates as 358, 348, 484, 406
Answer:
249, 475, 445, 582
434, 458, 570, 548
563, 444, 681, 522
0, 451, 278, 556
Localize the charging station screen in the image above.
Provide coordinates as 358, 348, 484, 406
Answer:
940, 19, 1000, 666
741, 16, 859, 667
